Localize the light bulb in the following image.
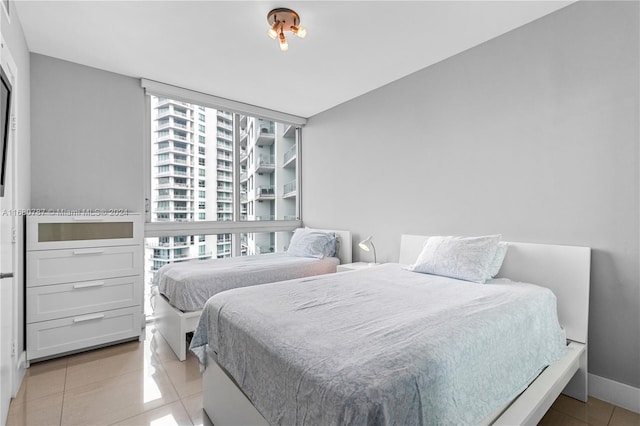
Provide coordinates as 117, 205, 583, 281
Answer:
279, 31, 288, 51
267, 22, 279, 39
291, 25, 307, 38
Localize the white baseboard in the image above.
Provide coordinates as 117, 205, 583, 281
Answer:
589, 373, 640, 414
12, 351, 27, 397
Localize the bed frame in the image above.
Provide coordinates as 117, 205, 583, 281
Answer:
154, 230, 352, 361
201, 235, 590, 425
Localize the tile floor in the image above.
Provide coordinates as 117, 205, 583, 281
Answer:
7, 327, 640, 426
7, 326, 212, 426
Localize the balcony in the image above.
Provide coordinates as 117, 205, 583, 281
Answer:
218, 172, 232, 182
172, 110, 190, 119
151, 239, 189, 248
217, 120, 233, 131
283, 145, 297, 168
255, 155, 275, 173
218, 141, 232, 151
283, 124, 296, 138
256, 128, 275, 146
255, 186, 275, 200
283, 180, 296, 198
256, 245, 275, 254
170, 145, 188, 153
217, 131, 232, 141
170, 121, 189, 131
156, 108, 170, 119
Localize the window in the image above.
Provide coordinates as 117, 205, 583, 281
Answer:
144, 93, 303, 317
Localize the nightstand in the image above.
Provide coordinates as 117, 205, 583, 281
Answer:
336, 262, 380, 272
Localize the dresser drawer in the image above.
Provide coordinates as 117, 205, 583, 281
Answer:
27, 276, 142, 323
27, 214, 143, 251
27, 306, 142, 361
27, 245, 142, 287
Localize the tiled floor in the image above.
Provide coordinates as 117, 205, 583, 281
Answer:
7, 326, 212, 426
539, 395, 639, 426
7, 328, 640, 425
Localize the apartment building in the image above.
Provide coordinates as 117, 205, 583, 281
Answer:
145, 98, 298, 297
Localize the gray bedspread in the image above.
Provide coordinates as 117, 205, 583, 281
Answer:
153, 253, 339, 311
190, 263, 567, 425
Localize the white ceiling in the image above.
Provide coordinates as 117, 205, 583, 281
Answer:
14, 1, 573, 118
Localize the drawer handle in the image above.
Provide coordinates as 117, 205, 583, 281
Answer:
72, 249, 105, 256
73, 313, 105, 323
73, 281, 105, 289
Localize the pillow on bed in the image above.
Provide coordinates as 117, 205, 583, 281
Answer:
410, 235, 501, 283
287, 228, 337, 259
487, 242, 509, 278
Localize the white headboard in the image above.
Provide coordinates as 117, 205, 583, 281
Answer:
399, 235, 590, 344
333, 230, 352, 264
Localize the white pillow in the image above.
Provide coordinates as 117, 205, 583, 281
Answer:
487, 242, 509, 278
287, 228, 336, 259
411, 235, 501, 283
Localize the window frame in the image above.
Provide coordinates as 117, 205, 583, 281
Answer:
142, 79, 305, 255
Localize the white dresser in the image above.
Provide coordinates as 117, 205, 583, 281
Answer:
26, 214, 144, 362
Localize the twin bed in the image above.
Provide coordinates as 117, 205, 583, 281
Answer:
153, 229, 352, 361
189, 234, 590, 425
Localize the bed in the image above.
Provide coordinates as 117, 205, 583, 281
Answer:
191, 234, 590, 425
153, 229, 352, 361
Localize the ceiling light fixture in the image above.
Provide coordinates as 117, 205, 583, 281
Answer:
267, 8, 306, 52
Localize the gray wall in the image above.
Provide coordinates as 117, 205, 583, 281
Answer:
31, 54, 144, 212
303, 1, 639, 388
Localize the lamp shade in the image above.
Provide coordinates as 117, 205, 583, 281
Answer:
358, 235, 377, 264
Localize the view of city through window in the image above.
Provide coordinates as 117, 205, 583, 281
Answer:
144, 96, 299, 315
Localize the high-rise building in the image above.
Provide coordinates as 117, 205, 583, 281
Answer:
145, 98, 298, 303
239, 116, 297, 255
